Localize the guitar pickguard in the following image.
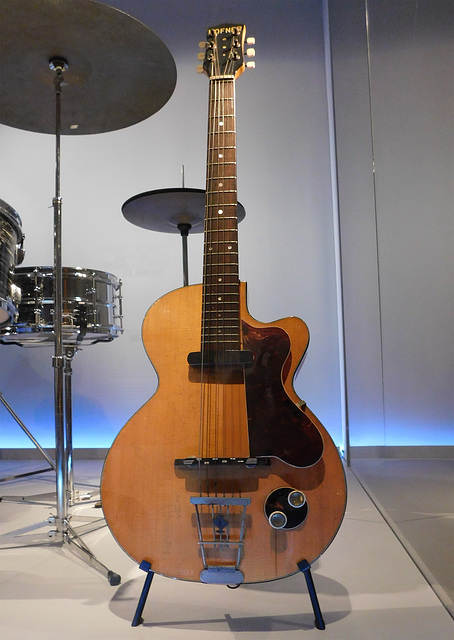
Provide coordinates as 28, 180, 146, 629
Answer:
242, 321, 324, 468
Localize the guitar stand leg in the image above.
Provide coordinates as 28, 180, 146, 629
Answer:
297, 559, 326, 630
132, 560, 155, 627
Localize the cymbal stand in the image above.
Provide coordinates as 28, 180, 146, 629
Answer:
50, 57, 67, 542
0, 59, 122, 585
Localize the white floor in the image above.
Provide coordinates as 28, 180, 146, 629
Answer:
0, 461, 453, 640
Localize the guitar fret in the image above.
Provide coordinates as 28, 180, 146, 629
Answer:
205, 218, 238, 222
202, 73, 239, 347
205, 226, 237, 230
204, 264, 239, 269
205, 300, 238, 311
204, 312, 239, 317
204, 321, 240, 326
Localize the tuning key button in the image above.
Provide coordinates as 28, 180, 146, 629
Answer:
196, 65, 204, 74
268, 511, 288, 529
288, 490, 306, 508
246, 61, 256, 69
246, 37, 256, 45
246, 48, 255, 58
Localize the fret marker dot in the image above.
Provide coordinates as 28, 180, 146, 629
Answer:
218, 277, 223, 282
218, 296, 222, 301
219, 121, 224, 126
219, 153, 223, 158
228, 245, 232, 250
219, 182, 223, 187
218, 209, 223, 214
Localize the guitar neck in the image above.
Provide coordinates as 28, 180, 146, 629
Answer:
202, 76, 241, 354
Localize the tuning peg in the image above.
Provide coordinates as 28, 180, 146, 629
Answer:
196, 65, 204, 74
246, 48, 255, 58
199, 41, 207, 49
247, 37, 256, 45
197, 52, 205, 60
246, 61, 256, 69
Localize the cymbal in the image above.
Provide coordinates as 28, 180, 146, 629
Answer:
0, 0, 176, 134
122, 188, 246, 234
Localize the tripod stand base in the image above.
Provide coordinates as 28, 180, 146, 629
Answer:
64, 521, 121, 586
0, 496, 121, 586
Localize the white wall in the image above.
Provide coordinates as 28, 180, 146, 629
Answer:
329, 0, 454, 447
0, 1, 343, 449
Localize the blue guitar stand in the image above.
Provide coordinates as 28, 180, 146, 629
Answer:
131, 560, 155, 627
132, 559, 325, 630
297, 559, 326, 630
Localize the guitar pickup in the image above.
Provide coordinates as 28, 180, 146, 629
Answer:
187, 350, 254, 367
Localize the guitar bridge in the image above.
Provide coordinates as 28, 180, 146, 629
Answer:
190, 496, 251, 584
175, 456, 270, 469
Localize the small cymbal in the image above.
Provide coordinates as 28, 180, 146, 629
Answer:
122, 188, 246, 234
0, 0, 176, 134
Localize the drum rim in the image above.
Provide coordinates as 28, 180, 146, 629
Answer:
0, 198, 23, 235
13, 265, 120, 283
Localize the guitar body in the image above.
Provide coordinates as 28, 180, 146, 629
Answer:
101, 282, 346, 582
102, 24, 346, 585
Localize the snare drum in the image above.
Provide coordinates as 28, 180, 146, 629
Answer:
0, 199, 24, 327
0, 266, 123, 346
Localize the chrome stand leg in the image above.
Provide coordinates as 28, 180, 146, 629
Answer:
0, 391, 56, 475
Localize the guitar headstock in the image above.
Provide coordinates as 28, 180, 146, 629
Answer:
198, 24, 255, 80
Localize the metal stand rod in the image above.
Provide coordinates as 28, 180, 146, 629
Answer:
0, 392, 56, 471
50, 58, 68, 540
63, 521, 121, 586
177, 223, 191, 287
64, 346, 77, 505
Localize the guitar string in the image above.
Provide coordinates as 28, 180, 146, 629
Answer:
222, 56, 237, 495
199, 42, 222, 495
198, 53, 211, 494
223, 57, 234, 471
199, 38, 243, 505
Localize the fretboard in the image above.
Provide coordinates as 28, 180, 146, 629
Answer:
202, 77, 240, 356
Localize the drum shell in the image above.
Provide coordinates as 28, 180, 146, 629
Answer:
0, 199, 24, 326
0, 266, 123, 346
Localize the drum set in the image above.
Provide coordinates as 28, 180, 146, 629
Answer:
0, 0, 179, 583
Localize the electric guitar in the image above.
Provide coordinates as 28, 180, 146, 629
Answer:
101, 24, 346, 585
